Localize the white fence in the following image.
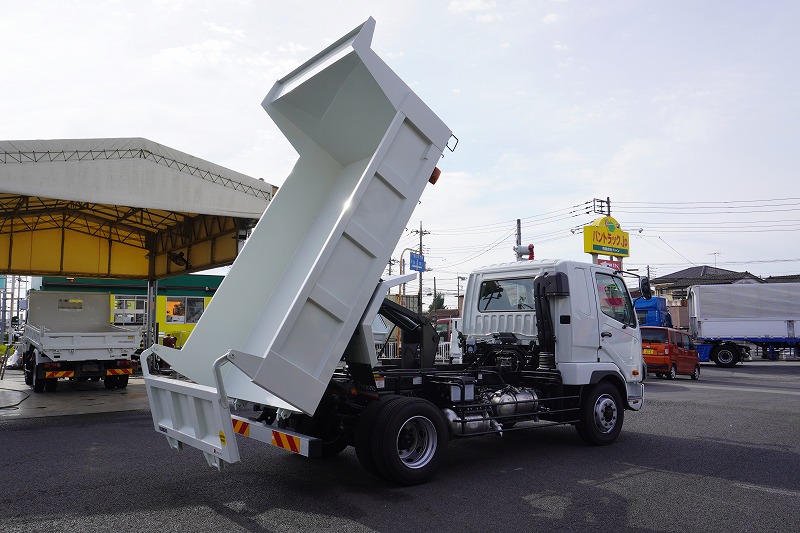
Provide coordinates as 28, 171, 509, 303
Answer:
375, 342, 451, 363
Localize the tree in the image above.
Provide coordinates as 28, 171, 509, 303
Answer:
427, 292, 446, 313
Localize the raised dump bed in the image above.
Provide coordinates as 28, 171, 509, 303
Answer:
145, 18, 453, 415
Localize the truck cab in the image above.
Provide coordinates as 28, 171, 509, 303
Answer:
461, 260, 644, 399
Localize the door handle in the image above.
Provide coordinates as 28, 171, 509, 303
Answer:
601, 331, 612, 338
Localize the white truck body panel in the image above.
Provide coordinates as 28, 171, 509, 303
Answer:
150, 18, 452, 415
688, 283, 800, 340
24, 291, 138, 362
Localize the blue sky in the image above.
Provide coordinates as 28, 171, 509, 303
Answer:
2, 1, 798, 307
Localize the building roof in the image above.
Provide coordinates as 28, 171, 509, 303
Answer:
763, 274, 800, 283
651, 265, 763, 291
1, 137, 276, 279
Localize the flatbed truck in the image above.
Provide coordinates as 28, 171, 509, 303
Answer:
23, 291, 138, 392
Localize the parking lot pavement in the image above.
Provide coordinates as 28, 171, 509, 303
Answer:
0, 369, 150, 419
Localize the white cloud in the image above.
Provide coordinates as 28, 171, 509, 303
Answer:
277, 42, 309, 54
546, 149, 583, 163
542, 13, 561, 24
553, 41, 570, 51
152, 40, 233, 69
448, 0, 497, 14
476, 13, 503, 23
203, 22, 246, 41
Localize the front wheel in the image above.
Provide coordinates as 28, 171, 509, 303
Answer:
691, 365, 700, 380
371, 397, 448, 485
576, 382, 624, 446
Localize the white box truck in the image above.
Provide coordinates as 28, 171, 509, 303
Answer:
688, 283, 800, 366
23, 291, 139, 392
140, 18, 648, 485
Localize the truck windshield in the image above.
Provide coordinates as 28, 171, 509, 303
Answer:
478, 278, 535, 312
641, 328, 669, 343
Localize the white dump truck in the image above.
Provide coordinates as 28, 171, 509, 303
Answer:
141, 18, 648, 485
23, 291, 139, 392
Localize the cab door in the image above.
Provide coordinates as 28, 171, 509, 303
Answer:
595, 272, 640, 378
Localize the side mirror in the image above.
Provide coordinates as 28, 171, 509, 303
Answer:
639, 277, 653, 300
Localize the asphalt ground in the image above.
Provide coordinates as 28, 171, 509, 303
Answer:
1, 362, 799, 532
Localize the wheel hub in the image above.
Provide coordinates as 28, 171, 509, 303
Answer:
593, 395, 617, 433
396, 416, 437, 469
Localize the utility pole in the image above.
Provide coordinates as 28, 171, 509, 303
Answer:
411, 221, 430, 314
386, 258, 398, 276
433, 277, 437, 323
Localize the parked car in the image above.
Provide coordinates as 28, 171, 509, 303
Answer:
641, 326, 700, 380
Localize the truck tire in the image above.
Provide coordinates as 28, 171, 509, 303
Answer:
575, 382, 624, 446
45, 379, 58, 392
712, 344, 739, 368
104, 376, 118, 389
354, 396, 403, 476
24, 353, 33, 386
32, 363, 44, 393
371, 397, 448, 485
115, 375, 129, 389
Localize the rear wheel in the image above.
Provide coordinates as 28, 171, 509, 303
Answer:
32, 363, 45, 393
691, 365, 700, 380
576, 382, 624, 446
354, 396, 402, 476
115, 375, 129, 389
45, 379, 58, 392
667, 365, 677, 380
370, 397, 448, 485
24, 353, 33, 386
713, 344, 739, 368
104, 376, 118, 389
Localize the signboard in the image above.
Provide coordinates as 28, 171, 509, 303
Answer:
409, 252, 425, 272
583, 216, 629, 257
598, 258, 622, 271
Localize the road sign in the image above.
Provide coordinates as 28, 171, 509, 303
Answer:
409, 252, 425, 272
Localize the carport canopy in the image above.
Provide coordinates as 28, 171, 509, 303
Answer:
0, 138, 276, 281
